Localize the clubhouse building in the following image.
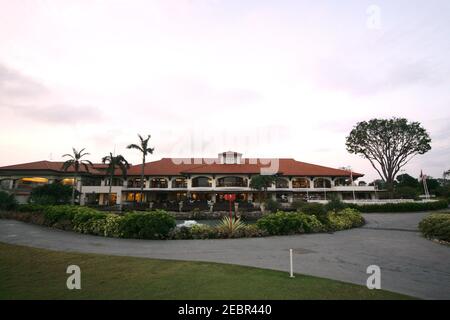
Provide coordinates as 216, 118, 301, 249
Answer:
0, 151, 377, 206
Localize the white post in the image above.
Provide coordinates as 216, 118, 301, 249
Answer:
289, 249, 295, 278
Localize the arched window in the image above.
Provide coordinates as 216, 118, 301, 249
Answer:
172, 177, 187, 188
292, 178, 310, 188
275, 178, 289, 188
217, 176, 247, 187
150, 178, 168, 188
314, 178, 331, 188
192, 176, 212, 187
334, 177, 351, 186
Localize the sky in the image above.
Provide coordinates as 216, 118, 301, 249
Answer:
0, 0, 449, 182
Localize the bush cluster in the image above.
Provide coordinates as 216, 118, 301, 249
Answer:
256, 208, 363, 235
327, 208, 365, 230
0, 191, 18, 211
9, 205, 177, 239
2, 204, 365, 240
168, 223, 268, 240
119, 210, 176, 239
256, 211, 324, 235
348, 200, 448, 213
418, 213, 450, 242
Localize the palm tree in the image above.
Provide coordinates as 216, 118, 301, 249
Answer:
102, 153, 130, 206
62, 148, 93, 205
127, 134, 154, 203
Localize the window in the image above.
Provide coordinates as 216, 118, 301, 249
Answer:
17, 177, 48, 189
150, 178, 168, 188
192, 176, 212, 187
82, 178, 102, 186
292, 178, 310, 188
334, 177, 351, 186
127, 178, 146, 188
217, 176, 247, 187
314, 178, 331, 188
275, 178, 289, 188
106, 178, 123, 186
172, 177, 187, 188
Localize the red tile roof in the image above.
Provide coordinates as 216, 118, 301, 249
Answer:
0, 160, 107, 174
0, 158, 363, 177
127, 158, 363, 177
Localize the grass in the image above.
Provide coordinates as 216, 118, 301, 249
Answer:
0, 242, 414, 300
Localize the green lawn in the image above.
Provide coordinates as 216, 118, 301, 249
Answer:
0, 243, 413, 300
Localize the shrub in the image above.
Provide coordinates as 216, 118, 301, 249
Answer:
191, 224, 219, 239
348, 200, 448, 213
327, 208, 364, 231
325, 195, 348, 212
119, 210, 176, 239
72, 209, 108, 234
264, 199, 281, 213
393, 186, 420, 200
300, 203, 327, 216
17, 204, 47, 213
30, 183, 75, 205
43, 205, 79, 225
418, 213, 450, 242
217, 216, 246, 236
257, 211, 324, 235
169, 226, 193, 240
291, 200, 306, 211
0, 191, 18, 210
235, 224, 268, 238
102, 214, 124, 237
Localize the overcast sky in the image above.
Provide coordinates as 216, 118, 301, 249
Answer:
0, 0, 449, 182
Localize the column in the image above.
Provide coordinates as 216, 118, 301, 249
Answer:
187, 177, 192, 189
288, 194, 293, 203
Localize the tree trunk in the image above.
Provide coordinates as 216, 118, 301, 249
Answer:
140, 155, 145, 204
386, 178, 395, 199
79, 176, 83, 204
71, 176, 76, 205
108, 172, 113, 206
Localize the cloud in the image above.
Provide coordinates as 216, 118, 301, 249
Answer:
6, 104, 103, 124
0, 62, 102, 124
313, 57, 445, 96
0, 63, 47, 99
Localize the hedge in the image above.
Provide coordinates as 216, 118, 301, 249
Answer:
348, 200, 448, 213
418, 213, 450, 242
2, 205, 365, 239
119, 210, 176, 239
256, 208, 364, 235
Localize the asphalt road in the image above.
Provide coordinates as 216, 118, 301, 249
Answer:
0, 212, 449, 299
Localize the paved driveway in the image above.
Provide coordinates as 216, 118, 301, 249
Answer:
0, 212, 449, 299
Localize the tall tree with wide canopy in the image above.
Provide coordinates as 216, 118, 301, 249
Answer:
102, 153, 130, 206
127, 134, 154, 203
250, 175, 276, 203
62, 148, 93, 205
346, 118, 431, 195
444, 169, 450, 180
